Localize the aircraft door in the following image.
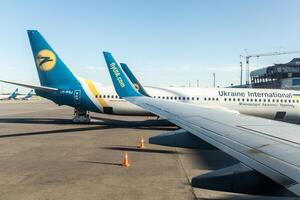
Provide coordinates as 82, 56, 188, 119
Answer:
74, 90, 81, 105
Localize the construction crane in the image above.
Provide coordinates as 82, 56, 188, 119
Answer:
243, 50, 300, 85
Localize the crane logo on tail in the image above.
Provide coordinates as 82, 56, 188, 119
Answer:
35, 49, 56, 71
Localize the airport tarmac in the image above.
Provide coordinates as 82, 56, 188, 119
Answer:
0, 100, 295, 200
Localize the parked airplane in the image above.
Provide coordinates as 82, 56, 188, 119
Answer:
16, 89, 34, 100
2, 30, 300, 123
0, 88, 19, 100
104, 51, 300, 197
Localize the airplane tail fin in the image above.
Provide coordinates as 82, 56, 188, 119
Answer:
26, 89, 34, 97
103, 52, 141, 97
9, 88, 18, 99
27, 30, 79, 88
120, 63, 151, 97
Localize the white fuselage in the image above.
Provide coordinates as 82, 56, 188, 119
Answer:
89, 84, 300, 122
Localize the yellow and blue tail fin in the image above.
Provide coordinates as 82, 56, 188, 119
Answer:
103, 52, 141, 97
27, 30, 80, 88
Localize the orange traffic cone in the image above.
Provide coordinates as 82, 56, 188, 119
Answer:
138, 137, 145, 149
122, 152, 130, 167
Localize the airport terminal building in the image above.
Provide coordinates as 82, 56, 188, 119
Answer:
249, 58, 300, 89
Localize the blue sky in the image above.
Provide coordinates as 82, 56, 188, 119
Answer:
1, 0, 300, 93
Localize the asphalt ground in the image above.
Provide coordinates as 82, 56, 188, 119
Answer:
0, 100, 297, 200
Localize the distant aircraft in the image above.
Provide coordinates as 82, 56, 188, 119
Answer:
0, 88, 18, 100
2, 30, 300, 123
16, 89, 34, 100
104, 51, 300, 197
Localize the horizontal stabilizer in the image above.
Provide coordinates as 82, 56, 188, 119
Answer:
191, 163, 296, 197
149, 129, 216, 149
0, 80, 58, 92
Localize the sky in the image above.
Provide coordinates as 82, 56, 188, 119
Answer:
1, 0, 300, 93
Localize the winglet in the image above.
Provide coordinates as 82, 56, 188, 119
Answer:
120, 63, 151, 97
103, 52, 141, 97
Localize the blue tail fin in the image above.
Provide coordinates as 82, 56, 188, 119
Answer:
120, 63, 150, 97
9, 88, 18, 99
27, 30, 79, 88
103, 52, 141, 97
25, 89, 34, 98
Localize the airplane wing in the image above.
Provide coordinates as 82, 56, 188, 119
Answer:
103, 51, 300, 197
0, 80, 58, 92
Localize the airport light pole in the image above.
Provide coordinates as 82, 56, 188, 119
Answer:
213, 73, 215, 88
240, 61, 243, 86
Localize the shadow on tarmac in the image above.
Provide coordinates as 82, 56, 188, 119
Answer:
79, 160, 122, 166
102, 146, 177, 154
0, 116, 176, 138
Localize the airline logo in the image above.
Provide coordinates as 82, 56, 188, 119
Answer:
110, 63, 125, 88
133, 83, 140, 91
35, 49, 56, 71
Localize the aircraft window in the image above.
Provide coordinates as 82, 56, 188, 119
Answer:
254, 99, 257, 102
276, 99, 279, 103
158, 96, 160, 99
293, 100, 295, 103
263, 99, 266, 102
182, 97, 185, 100
166, 97, 169, 100
187, 97, 190, 101
99, 95, 102, 98
208, 97, 211, 101
280, 99, 283, 103
224, 98, 227, 101
272, 99, 275, 102
153, 96, 156, 98
174, 97, 177, 100
246, 99, 249, 102
216, 98, 219, 101
237, 98, 240, 101
204, 97, 207, 101
250, 99, 253, 102
103, 95, 106, 98
95, 95, 98, 98
170, 97, 173, 100
284, 99, 287, 103
258, 99, 261, 102
267, 99, 270, 102
297, 100, 299, 103
233, 98, 235, 101
289, 100, 291, 103
107, 95, 110, 98
178, 97, 181, 100
228, 98, 231, 101
192, 97, 194, 100
196, 97, 199, 101
212, 97, 215, 101
162, 96, 165, 99
242, 98, 244, 101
